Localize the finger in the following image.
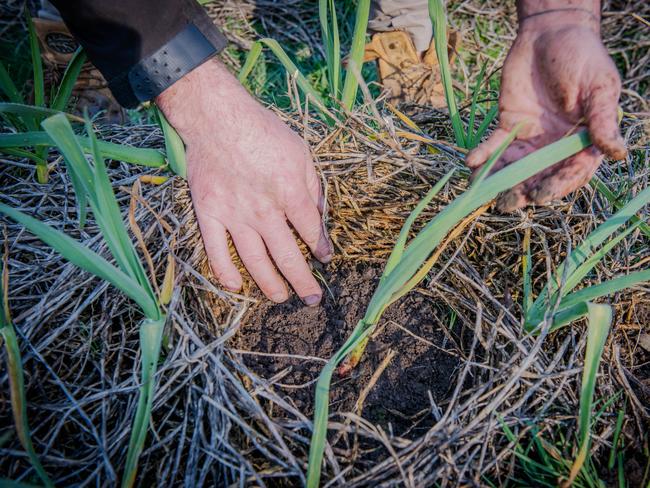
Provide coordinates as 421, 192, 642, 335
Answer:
526, 147, 603, 205
304, 158, 326, 214
486, 139, 538, 212
466, 128, 511, 169
260, 219, 323, 307
231, 226, 288, 303
496, 186, 529, 213
286, 190, 333, 264
471, 138, 538, 183
196, 213, 242, 291
585, 73, 627, 161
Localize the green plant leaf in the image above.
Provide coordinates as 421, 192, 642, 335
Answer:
468, 124, 521, 193
0, 325, 54, 487
0, 60, 24, 104
555, 185, 649, 290
51, 48, 87, 112
579, 303, 611, 441
156, 108, 187, 178
0, 131, 167, 168
0, 203, 159, 320
307, 318, 375, 488
86, 117, 155, 296
473, 104, 498, 144
528, 185, 650, 322
466, 60, 488, 148
590, 175, 650, 238
560, 220, 643, 296
370, 132, 591, 322
122, 316, 166, 488
26, 13, 44, 108
238, 39, 335, 125
41, 114, 92, 228
565, 303, 611, 485
40, 114, 156, 302
341, 0, 370, 109
608, 406, 625, 470
382, 169, 455, 278
0, 102, 83, 122
237, 41, 263, 84
0, 261, 53, 487
428, 0, 465, 147
319, 0, 341, 98
0, 147, 47, 166
526, 269, 650, 332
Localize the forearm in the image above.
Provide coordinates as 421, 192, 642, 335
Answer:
517, 0, 600, 23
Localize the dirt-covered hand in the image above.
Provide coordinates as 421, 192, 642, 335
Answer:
466, 9, 626, 211
156, 59, 332, 305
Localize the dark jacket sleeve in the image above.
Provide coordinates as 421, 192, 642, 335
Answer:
50, 0, 227, 107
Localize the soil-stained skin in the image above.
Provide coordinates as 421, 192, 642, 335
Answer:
238, 261, 460, 437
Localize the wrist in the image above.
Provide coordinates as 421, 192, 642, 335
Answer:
517, 1, 600, 33
519, 10, 600, 35
155, 58, 260, 145
518, 0, 599, 20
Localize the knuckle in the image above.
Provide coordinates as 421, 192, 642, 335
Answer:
241, 252, 267, 267
275, 249, 304, 270
285, 187, 307, 208
251, 202, 276, 222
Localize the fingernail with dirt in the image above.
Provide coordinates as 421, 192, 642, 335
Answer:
496, 189, 525, 213
302, 294, 321, 307
528, 186, 554, 205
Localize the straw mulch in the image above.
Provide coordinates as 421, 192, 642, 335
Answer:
1, 0, 648, 486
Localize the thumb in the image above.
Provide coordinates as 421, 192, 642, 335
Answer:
465, 128, 511, 169
584, 73, 627, 161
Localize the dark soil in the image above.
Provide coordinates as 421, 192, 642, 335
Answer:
236, 260, 461, 438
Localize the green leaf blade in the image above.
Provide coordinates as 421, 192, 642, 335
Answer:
0, 131, 166, 168
428, 0, 465, 147
0, 60, 24, 104
26, 14, 44, 108
0, 203, 159, 319
51, 48, 87, 112
122, 316, 166, 488
341, 0, 370, 109
383, 169, 455, 278
156, 108, 187, 179
371, 132, 591, 319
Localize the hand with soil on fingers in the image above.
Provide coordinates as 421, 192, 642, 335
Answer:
156, 59, 333, 306
466, 2, 627, 212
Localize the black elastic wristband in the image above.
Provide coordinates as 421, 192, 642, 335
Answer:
109, 21, 226, 107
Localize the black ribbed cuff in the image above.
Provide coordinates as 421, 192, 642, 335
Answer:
109, 20, 227, 107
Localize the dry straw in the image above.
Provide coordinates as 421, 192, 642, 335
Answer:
0, 1, 647, 485
0, 113, 175, 487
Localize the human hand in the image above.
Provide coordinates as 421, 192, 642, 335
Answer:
156, 59, 332, 305
466, 8, 626, 211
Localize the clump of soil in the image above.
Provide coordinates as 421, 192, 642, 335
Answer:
237, 261, 461, 437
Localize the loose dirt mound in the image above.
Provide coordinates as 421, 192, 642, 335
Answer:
239, 261, 460, 437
